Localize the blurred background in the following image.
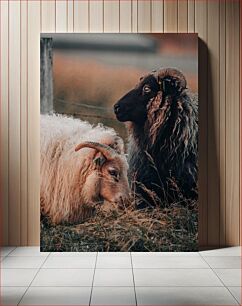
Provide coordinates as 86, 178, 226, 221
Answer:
45, 33, 198, 141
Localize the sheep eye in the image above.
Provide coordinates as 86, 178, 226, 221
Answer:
108, 169, 118, 178
143, 85, 151, 94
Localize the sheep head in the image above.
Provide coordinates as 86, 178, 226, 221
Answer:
114, 68, 187, 125
75, 141, 130, 206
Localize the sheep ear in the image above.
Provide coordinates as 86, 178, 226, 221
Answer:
157, 68, 187, 96
161, 77, 184, 96
93, 155, 106, 168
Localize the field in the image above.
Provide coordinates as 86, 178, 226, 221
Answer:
53, 52, 197, 141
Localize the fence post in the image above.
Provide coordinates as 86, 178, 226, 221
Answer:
40, 37, 53, 114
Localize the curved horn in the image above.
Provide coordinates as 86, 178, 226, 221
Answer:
75, 141, 117, 160
155, 68, 187, 92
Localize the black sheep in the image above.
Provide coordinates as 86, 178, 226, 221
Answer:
114, 68, 198, 207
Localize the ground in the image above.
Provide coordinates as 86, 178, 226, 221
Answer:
40, 200, 198, 252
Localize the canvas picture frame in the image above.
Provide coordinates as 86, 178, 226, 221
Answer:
40, 33, 198, 252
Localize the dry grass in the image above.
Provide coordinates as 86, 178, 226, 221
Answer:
40, 197, 198, 252
53, 53, 144, 108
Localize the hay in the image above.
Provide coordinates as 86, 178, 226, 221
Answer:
40, 198, 198, 252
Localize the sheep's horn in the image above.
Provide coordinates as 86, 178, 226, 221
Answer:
155, 68, 187, 90
75, 141, 117, 160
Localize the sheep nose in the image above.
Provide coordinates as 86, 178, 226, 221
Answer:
114, 104, 121, 114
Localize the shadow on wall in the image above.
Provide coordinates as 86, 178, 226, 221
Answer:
198, 38, 220, 248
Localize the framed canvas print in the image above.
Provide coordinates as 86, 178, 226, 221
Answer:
40, 33, 198, 252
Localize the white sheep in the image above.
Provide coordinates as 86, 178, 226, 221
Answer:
40, 114, 129, 224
